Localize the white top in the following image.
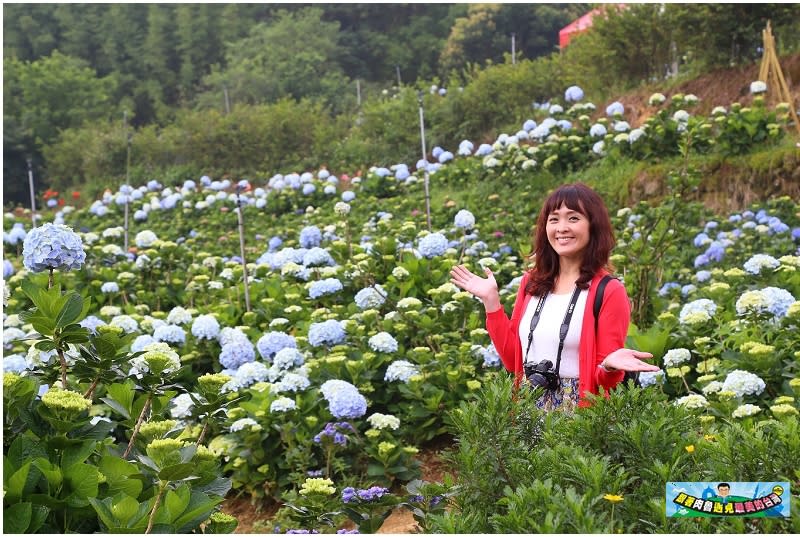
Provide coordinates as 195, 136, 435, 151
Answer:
518, 288, 589, 379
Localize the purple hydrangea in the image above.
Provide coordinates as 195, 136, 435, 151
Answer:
313, 421, 354, 446
219, 339, 256, 369
22, 223, 86, 272
342, 486, 390, 503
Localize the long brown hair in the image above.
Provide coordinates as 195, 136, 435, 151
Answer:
525, 183, 615, 297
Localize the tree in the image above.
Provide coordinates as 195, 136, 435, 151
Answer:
197, 7, 351, 112
3, 52, 117, 204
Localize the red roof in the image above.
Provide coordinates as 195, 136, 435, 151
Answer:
559, 4, 627, 49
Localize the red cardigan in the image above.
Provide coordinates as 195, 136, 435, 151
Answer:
486, 270, 627, 407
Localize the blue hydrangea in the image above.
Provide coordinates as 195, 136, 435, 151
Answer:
693, 232, 711, 247
313, 421, 354, 445
299, 226, 322, 249
761, 287, 796, 318
638, 370, 664, 388
225, 361, 269, 391
131, 334, 156, 353
418, 233, 448, 259
681, 284, 697, 296
368, 332, 398, 353
704, 241, 726, 263
303, 247, 335, 267
354, 285, 386, 310
589, 124, 607, 137
80, 315, 107, 335
474, 143, 493, 157
454, 210, 475, 230
153, 324, 186, 346
320, 379, 367, 419
522, 119, 537, 132
395, 167, 410, 180
679, 298, 718, 323
342, 191, 356, 202
3, 328, 26, 348
302, 184, 316, 195
309, 278, 344, 299
693, 254, 710, 268
606, 101, 624, 117
767, 217, 789, 234
191, 314, 220, 340
101, 282, 120, 293
695, 270, 712, 283
4, 259, 14, 278
480, 343, 500, 367
342, 486, 390, 503
273, 348, 305, 370
22, 223, 86, 272
384, 360, 420, 382
257, 332, 297, 360
3, 354, 28, 373
564, 85, 584, 102
458, 140, 474, 156
308, 320, 346, 347
219, 339, 256, 369
438, 151, 454, 164
268, 236, 283, 251
4, 223, 26, 245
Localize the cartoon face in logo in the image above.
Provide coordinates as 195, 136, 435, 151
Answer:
772, 485, 784, 497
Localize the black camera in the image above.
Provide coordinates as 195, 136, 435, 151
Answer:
524, 359, 560, 390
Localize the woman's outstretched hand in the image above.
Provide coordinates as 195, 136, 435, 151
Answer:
450, 264, 501, 312
601, 349, 661, 372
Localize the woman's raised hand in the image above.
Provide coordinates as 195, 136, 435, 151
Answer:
450, 264, 501, 311
601, 349, 661, 372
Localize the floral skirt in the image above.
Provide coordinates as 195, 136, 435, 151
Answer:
533, 377, 580, 414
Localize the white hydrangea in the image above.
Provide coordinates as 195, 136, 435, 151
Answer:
366, 412, 401, 430
732, 404, 761, 418
721, 370, 766, 397
167, 306, 193, 325
675, 394, 709, 409
663, 348, 691, 367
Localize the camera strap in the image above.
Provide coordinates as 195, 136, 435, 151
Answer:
524, 286, 582, 380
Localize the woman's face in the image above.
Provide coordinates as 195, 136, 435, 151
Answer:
546, 203, 590, 261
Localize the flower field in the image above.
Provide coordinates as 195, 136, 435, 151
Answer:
3, 83, 800, 533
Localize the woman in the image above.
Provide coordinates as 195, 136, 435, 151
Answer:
450, 182, 659, 411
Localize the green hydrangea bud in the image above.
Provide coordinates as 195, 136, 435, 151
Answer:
198, 373, 232, 396
3, 372, 22, 392
139, 420, 178, 439
42, 388, 91, 418
206, 512, 238, 533
97, 324, 124, 337
146, 438, 186, 468
299, 477, 336, 496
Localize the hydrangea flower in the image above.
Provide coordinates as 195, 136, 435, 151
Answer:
308, 278, 344, 299
721, 370, 766, 397
131, 334, 156, 353
257, 332, 297, 360
354, 285, 386, 310
367, 413, 401, 430
303, 247, 335, 267
663, 348, 691, 367
224, 361, 269, 391
110, 315, 139, 334
384, 360, 420, 383
675, 394, 708, 409
153, 324, 186, 346
743, 254, 780, 275
732, 404, 761, 418
299, 226, 322, 249
191, 314, 220, 340
167, 307, 193, 325
319, 379, 367, 419
564, 85, 584, 102
314, 421, 353, 445
678, 299, 717, 324
268, 397, 296, 413
135, 230, 158, 248
219, 339, 256, 369
342, 191, 356, 203
273, 348, 305, 370
22, 223, 86, 272
418, 233, 448, 258
606, 101, 624, 117
274, 372, 311, 393
308, 320, 346, 347
3, 354, 28, 373
589, 124, 607, 137
229, 417, 260, 433
749, 80, 767, 94
638, 370, 664, 388
735, 287, 795, 318
454, 210, 475, 230
368, 332, 399, 353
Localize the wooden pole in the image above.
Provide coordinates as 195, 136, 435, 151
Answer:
759, 21, 800, 136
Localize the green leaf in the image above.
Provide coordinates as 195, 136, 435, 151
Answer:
63, 463, 99, 506
3, 502, 33, 533
89, 497, 120, 530
55, 292, 84, 328
164, 484, 192, 520
31, 458, 63, 489
110, 494, 142, 527
94, 335, 119, 359
99, 456, 144, 498
34, 339, 58, 352
21, 280, 49, 312
61, 439, 97, 468
173, 490, 224, 533
7, 435, 48, 469
5, 462, 33, 502
158, 463, 196, 482
101, 381, 136, 419
30, 315, 57, 337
